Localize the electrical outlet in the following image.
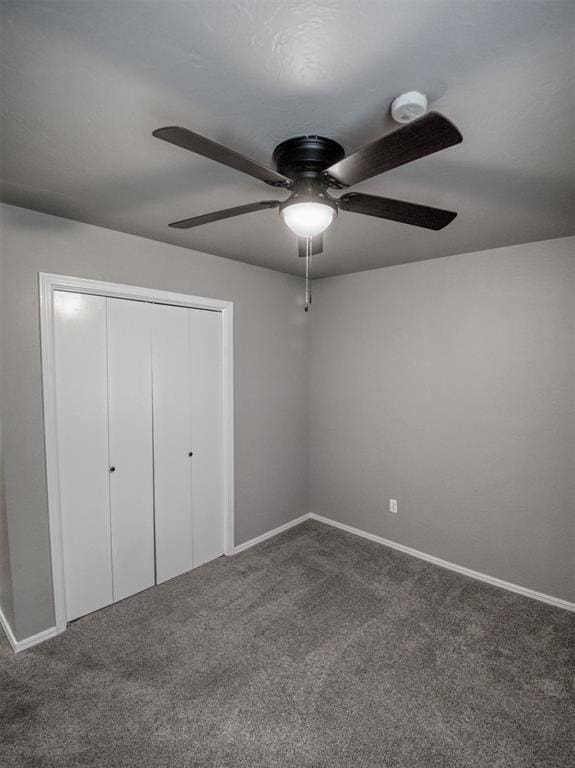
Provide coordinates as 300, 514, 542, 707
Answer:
389, 498, 398, 514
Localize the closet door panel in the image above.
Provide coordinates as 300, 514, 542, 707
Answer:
107, 298, 155, 602
190, 310, 224, 567
53, 291, 113, 621
152, 304, 193, 583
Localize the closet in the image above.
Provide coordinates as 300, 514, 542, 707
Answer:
53, 291, 224, 622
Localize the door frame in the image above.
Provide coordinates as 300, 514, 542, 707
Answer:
39, 273, 235, 634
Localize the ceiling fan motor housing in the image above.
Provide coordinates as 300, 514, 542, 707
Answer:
272, 136, 345, 184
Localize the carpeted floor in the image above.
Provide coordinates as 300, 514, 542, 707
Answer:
1, 520, 574, 767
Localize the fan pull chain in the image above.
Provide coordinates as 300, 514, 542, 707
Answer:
304, 237, 312, 312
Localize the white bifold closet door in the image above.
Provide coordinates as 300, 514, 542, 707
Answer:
54, 293, 155, 620
152, 305, 223, 584
53, 291, 224, 622
188, 309, 223, 569
152, 304, 193, 583
54, 292, 113, 621
106, 298, 155, 602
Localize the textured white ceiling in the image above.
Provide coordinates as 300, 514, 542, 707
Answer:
1, 1, 573, 277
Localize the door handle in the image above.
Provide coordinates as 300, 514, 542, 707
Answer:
109, 466, 116, 473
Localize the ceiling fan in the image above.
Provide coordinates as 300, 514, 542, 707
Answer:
152, 111, 462, 258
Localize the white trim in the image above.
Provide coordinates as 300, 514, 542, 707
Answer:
222, 303, 235, 556
39, 273, 234, 312
39, 273, 235, 639
309, 514, 575, 613
13, 627, 62, 653
0, 606, 18, 651
0, 607, 62, 653
233, 514, 311, 555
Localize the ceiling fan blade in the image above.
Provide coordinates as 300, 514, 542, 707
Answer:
339, 192, 457, 230
169, 200, 280, 229
323, 112, 462, 188
297, 234, 323, 257
153, 126, 292, 187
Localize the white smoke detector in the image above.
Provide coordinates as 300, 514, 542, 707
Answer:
390, 91, 428, 124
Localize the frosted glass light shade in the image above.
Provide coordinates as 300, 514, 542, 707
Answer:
280, 201, 336, 238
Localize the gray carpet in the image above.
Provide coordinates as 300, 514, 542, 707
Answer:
1, 520, 574, 767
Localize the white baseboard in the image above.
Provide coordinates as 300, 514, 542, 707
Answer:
233, 513, 311, 555
0, 605, 62, 653
309, 513, 575, 613
13, 626, 62, 652
3, 512, 571, 654
0, 605, 18, 651
1, 513, 308, 653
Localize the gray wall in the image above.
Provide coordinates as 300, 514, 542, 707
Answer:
0, 203, 310, 640
1, 203, 573, 643
311, 237, 575, 602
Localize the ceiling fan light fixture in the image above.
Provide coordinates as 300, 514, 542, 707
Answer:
280, 200, 337, 238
